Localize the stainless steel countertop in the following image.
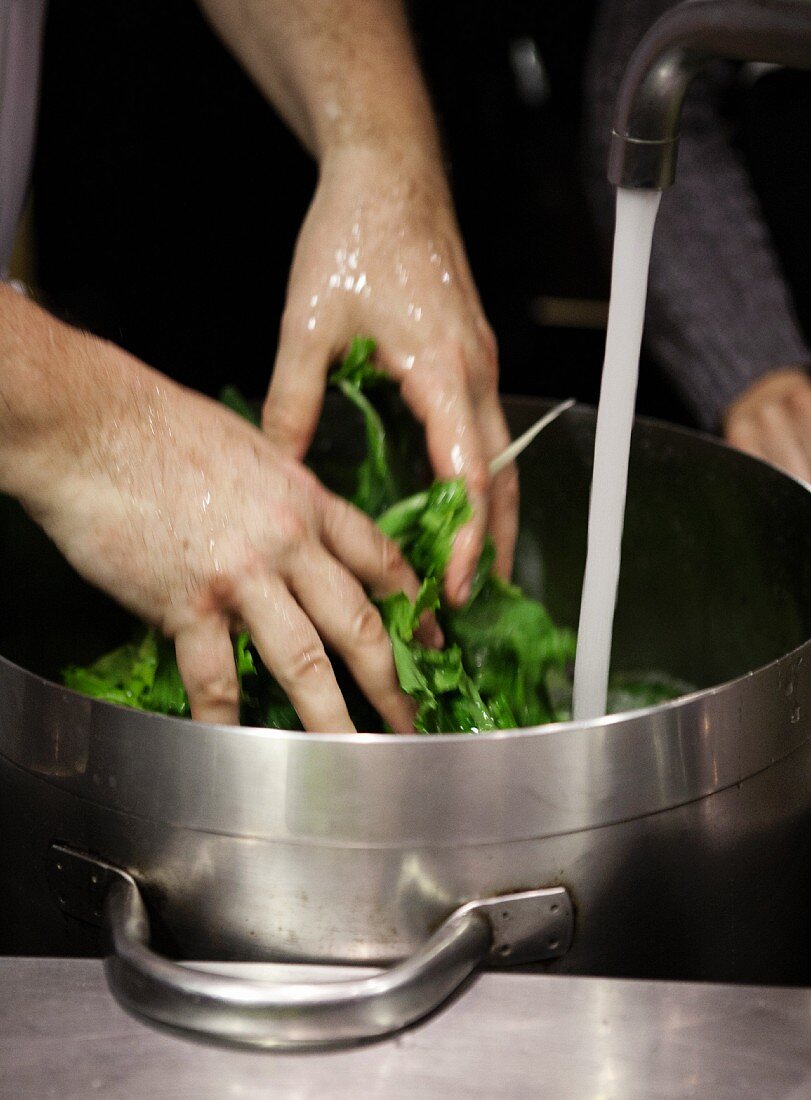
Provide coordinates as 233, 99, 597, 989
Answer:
2, 958, 810, 1100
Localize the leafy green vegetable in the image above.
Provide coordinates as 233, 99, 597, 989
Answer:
63, 335, 689, 731
378, 479, 472, 582
329, 337, 400, 517
376, 485, 575, 731
378, 579, 502, 733
63, 629, 258, 719
63, 630, 186, 715
445, 575, 577, 728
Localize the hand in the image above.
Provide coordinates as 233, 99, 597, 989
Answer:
23, 337, 423, 732
724, 367, 811, 483
262, 146, 518, 604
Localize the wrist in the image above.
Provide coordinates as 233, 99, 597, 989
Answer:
319, 138, 452, 207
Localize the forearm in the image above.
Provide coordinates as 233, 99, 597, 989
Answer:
196, 0, 443, 169
0, 285, 149, 510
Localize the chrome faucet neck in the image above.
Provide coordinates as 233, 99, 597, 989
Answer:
610, 0, 811, 189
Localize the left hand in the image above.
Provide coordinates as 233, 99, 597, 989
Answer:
262, 145, 518, 605
724, 367, 811, 483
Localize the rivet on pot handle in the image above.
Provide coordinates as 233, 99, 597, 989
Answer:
47, 843, 573, 1050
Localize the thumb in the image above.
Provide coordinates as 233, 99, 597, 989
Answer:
262, 334, 329, 461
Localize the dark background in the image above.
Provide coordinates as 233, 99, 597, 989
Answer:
29, 0, 811, 426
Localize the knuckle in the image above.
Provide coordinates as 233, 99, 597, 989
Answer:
229, 544, 266, 586
197, 672, 240, 710
380, 535, 407, 579
277, 513, 314, 559
481, 323, 499, 362
413, 338, 467, 388
349, 600, 386, 648
466, 460, 490, 498
181, 648, 239, 706
284, 643, 331, 684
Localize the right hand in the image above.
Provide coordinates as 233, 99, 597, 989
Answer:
24, 337, 423, 732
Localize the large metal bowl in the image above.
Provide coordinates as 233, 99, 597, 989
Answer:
1, 398, 810, 1047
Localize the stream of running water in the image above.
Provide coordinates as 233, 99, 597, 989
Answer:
572, 186, 662, 721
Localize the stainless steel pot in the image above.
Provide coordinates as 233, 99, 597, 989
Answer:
2, 399, 810, 1048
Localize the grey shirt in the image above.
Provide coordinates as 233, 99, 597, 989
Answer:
0, 0, 45, 274
583, 0, 811, 431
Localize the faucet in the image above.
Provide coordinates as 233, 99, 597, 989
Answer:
609, 0, 811, 189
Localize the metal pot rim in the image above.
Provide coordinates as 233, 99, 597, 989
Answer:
0, 634, 805, 741
1, 636, 808, 846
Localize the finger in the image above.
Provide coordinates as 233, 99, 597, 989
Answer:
175, 616, 240, 726
784, 426, 811, 483
476, 390, 519, 580
733, 405, 809, 481
237, 573, 355, 733
320, 493, 443, 647
392, 348, 489, 606
786, 387, 811, 481
287, 545, 416, 733
262, 331, 331, 461
321, 493, 420, 598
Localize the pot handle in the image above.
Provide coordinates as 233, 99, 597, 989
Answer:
48, 843, 573, 1050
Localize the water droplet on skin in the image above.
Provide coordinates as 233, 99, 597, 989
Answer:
309, 294, 318, 308
354, 272, 367, 294
441, 271, 451, 285
450, 443, 465, 475
202, 491, 211, 510
307, 316, 317, 331
404, 354, 415, 371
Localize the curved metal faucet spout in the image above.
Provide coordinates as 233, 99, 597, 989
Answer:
610, 0, 811, 189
